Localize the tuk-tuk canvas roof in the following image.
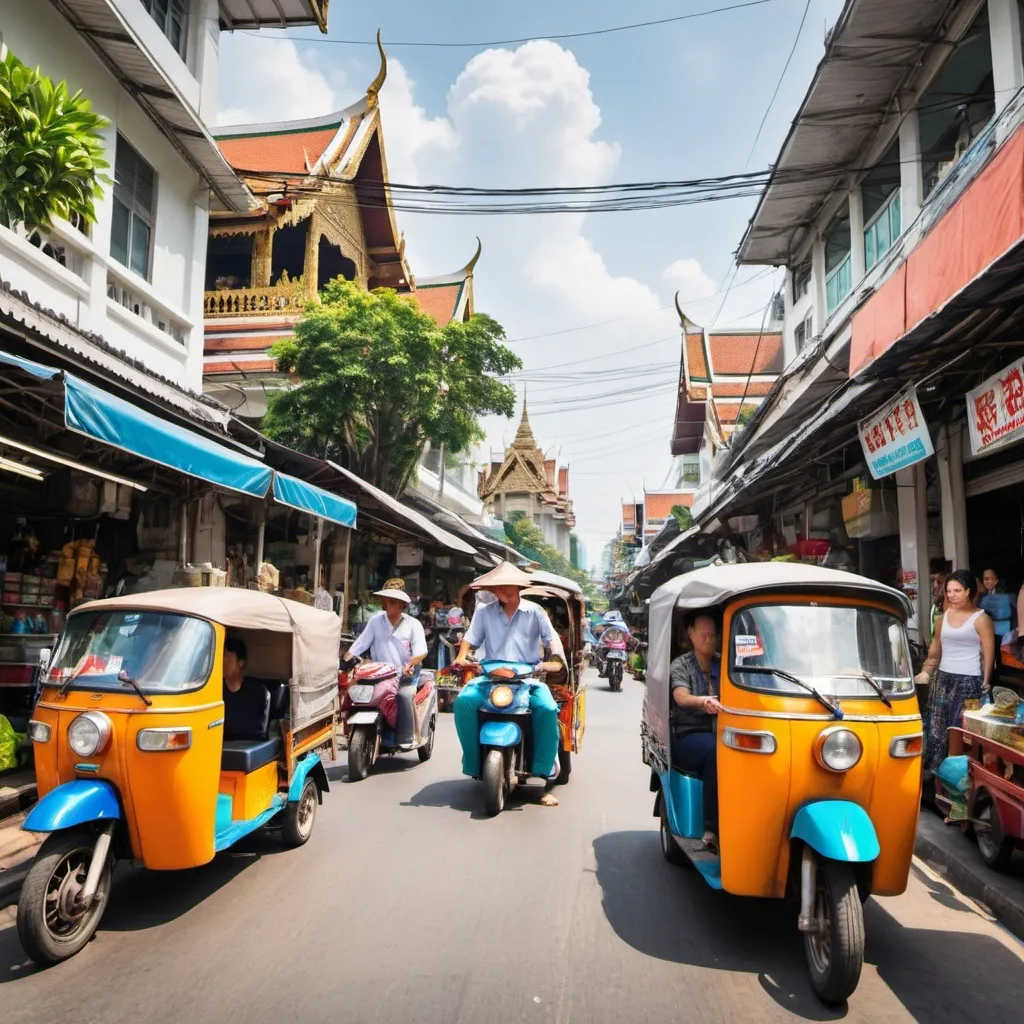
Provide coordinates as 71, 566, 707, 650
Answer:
74, 589, 340, 729
527, 570, 583, 595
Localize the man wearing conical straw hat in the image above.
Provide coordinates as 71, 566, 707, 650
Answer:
453, 561, 565, 805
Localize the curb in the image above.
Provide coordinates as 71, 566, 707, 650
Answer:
914, 829, 1024, 941
0, 862, 29, 906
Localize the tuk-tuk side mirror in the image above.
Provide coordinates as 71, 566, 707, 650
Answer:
38, 648, 52, 672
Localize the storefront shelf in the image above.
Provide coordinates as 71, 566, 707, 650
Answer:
0, 603, 56, 610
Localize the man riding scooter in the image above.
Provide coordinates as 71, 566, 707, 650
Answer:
453, 562, 564, 807
341, 584, 426, 749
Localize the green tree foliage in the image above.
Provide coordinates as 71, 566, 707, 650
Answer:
264, 280, 521, 494
503, 512, 597, 601
0, 51, 108, 232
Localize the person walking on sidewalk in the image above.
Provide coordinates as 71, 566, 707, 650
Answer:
916, 569, 995, 775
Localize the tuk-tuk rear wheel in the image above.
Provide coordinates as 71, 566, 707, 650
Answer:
659, 802, 687, 867
282, 778, 318, 847
556, 749, 572, 785
804, 860, 864, 1005
17, 827, 112, 967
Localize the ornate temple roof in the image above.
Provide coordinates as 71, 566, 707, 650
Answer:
410, 239, 481, 327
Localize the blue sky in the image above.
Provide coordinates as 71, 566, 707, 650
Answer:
218, 0, 845, 565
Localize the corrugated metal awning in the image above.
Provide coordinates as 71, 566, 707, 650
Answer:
52, 0, 253, 212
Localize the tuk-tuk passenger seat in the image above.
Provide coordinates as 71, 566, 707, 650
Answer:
221, 682, 289, 774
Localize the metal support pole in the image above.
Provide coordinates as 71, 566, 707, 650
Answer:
312, 517, 324, 591
255, 504, 266, 569
438, 442, 445, 500
341, 526, 352, 631
179, 500, 189, 566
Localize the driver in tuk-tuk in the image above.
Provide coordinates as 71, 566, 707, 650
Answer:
453, 561, 564, 806
669, 613, 724, 852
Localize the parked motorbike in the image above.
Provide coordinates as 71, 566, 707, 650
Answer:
345, 661, 437, 780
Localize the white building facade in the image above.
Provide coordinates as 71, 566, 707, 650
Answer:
0, 0, 327, 393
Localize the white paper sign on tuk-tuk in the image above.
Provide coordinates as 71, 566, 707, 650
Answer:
858, 387, 934, 480
967, 358, 1024, 456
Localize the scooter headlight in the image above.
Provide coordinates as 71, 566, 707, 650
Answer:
489, 684, 514, 708
815, 727, 862, 773
68, 711, 113, 758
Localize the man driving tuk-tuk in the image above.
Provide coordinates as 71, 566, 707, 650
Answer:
17, 588, 339, 967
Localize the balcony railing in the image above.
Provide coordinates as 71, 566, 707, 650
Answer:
204, 281, 310, 318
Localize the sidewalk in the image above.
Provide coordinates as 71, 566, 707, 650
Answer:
915, 809, 1024, 940
0, 769, 39, 906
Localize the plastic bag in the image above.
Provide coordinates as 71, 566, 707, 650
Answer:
935, 754, 970, 795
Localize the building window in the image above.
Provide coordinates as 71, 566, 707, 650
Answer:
681, 454, 701, 487
142, 0, 188, 59
862, 142, 902, 270
794, 313, 813, 352
824, 210, 852, 315
111, 135, 155, 279
792, 261, 811, 303
920, 7, 994, 199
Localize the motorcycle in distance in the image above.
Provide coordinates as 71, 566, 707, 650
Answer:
599, 624, 630, 691
344, 661, 438, 780
462, 659, 564, 816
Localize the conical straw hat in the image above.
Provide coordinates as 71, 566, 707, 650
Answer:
470, 560, 533, 589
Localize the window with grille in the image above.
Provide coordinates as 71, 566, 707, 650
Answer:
141, 0, 188, 59
111, 135, 155, 279
794, 314, 813, 352
792, 262, 811, 302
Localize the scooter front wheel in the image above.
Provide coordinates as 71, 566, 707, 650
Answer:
17, 827, 112, 967
804, 860, 865, 1005
347, 727, 375, 781
482, 748, 506, 816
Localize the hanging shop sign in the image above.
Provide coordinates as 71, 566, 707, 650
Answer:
858, 387, 934, 479
966, 357, 1024, 456
396, 542, 423, 567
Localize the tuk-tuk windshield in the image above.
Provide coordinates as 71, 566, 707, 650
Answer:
728, 603, 914, 699
47, 611, 215, 694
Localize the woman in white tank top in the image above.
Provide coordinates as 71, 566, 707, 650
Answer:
916, 570, 995, 775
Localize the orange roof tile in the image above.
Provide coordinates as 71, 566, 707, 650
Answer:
217, 126, 340, 176
558, 467, 569, 497
685, 332, 709, 379
645, 492, 694, 520
204, 335, 292, 353
708, 333, 783, 375
710, 381, 774, 397
412, 283, 463, 327
622, 502, 635, 525
204, 359, 278, 374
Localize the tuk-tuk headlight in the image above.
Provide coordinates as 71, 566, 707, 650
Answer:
815, 727, 862, 773
489, 684, 514, 708
68, 712, 112, 757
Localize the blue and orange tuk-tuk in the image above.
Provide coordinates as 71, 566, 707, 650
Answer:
643, 563, 922, 1004
18, 589, 339, 966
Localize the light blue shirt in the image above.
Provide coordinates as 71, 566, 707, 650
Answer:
348, 611, 427, 671
465, 598, 556, 664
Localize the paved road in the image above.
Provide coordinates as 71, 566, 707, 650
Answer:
2, 670, 1022, 1023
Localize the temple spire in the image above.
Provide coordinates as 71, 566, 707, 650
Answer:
512, 390, 536, 449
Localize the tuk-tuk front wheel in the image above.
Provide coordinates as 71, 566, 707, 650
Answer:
282, 778, 318, 847
804, 860, 864, 1005
482, 748, 506, 816
17, 827, 112, 967
347, 727, 375, 781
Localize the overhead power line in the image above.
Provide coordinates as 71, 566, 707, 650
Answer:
239, 2, 779, 49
